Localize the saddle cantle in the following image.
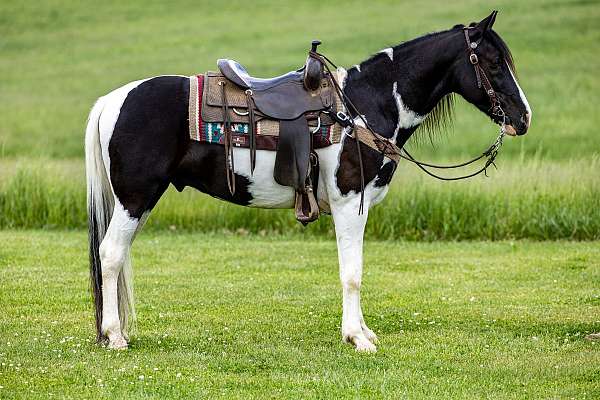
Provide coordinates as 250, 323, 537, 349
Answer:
192, 41, 340, 225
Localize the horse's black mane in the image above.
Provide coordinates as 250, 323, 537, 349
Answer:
367, 25, 516, 144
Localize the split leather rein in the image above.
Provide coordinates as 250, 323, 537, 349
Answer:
310, 27, 510, 211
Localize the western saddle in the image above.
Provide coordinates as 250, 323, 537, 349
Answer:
207, 40, 338, 225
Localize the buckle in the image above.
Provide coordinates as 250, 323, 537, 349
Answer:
469, 53, 478, 64
336, 111, 349, 122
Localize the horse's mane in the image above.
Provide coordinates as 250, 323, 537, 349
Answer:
414, 93, 456, 146
411, 25, 516, 145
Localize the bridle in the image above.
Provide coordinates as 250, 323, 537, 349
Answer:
392, 27, 510, 182
462, 27, 506, 125
310, 27, 510, 211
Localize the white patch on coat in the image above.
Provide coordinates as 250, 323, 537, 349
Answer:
232, 149, 294, 208
507, 63, 532, 126
232, 143, 342, 211
336, 67, 348, 89
352, 64, 361, 72
392, 83, 425, 132
379, 47, 393, 61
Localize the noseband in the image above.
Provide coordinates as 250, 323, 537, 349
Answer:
463, 27, 506, 125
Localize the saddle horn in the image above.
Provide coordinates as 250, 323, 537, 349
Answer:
303, 40, 324, 91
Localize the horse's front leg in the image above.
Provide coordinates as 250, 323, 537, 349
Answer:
331, 196, 377, 352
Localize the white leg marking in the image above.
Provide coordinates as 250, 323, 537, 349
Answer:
507, 63, 532, 126
99, 201, 139, 349
359, 307, 378, 344
379, 47, 394, 61
331, 194, 377, 353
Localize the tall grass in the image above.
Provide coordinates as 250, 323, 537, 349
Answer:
1, 158, 598, 240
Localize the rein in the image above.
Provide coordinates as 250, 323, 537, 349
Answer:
311, 26, 510, 196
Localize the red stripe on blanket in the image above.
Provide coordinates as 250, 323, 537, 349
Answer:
197, 74, 204, 141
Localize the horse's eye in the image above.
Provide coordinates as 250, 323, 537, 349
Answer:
490, 57, 502, 70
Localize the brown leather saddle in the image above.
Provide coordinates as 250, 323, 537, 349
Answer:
204, 41, 337, 225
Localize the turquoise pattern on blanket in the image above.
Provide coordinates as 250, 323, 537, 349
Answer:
203, 122, 249, 144
201, 121, 329, 144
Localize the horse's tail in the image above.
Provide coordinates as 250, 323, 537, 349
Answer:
85, 96, 115, 342
86, 95, 136, 343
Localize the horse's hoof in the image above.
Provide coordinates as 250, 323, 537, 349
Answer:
362, 327, 379, 344
107, 336, 128, 350
585, 333, 600, 341
344, 332, 377, 353
354, 338, 377, 353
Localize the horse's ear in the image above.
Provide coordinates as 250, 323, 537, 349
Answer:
470, 10, 498, 42
477, 10, 498, 32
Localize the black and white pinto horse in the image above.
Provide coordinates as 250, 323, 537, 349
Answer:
86, 12, 531, 352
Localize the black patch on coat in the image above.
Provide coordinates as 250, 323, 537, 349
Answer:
335, 62, 399, 194
109, 76, 191, 218
109, 76, 252, 218
374, 161, 396, 187
172, 142, 252, 205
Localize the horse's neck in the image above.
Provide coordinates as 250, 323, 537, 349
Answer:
344, 30, 460, 147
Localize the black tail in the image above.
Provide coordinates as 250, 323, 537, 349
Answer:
88, 198, 113, 342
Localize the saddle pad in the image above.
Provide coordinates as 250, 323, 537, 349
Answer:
188, 74, 342, 150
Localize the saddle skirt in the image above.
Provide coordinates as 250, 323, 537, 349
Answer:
187, 73, 344, 151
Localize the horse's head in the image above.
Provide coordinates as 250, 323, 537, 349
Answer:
453, 11, 531, 136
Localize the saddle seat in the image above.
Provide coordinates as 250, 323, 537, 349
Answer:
213, 41, 332, 225
217, 59, 303, 91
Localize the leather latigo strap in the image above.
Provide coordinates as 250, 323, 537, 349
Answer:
220, 81, 236, 195
245, 90, 257, 173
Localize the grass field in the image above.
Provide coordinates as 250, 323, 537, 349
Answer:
1, 1, 599, 398
0, 231, 599, 399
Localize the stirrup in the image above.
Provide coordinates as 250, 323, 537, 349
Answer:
294, 187, 319, 226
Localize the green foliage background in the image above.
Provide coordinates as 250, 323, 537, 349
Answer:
1, 0, 599, 238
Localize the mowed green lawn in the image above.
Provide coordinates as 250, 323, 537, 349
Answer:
1, 231, 598, 399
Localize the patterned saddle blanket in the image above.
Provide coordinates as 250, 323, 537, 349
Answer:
187, 73, 343, 151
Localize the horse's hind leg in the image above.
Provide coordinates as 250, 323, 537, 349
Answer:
98, 171, 168, 348
99, 202, 141, 349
